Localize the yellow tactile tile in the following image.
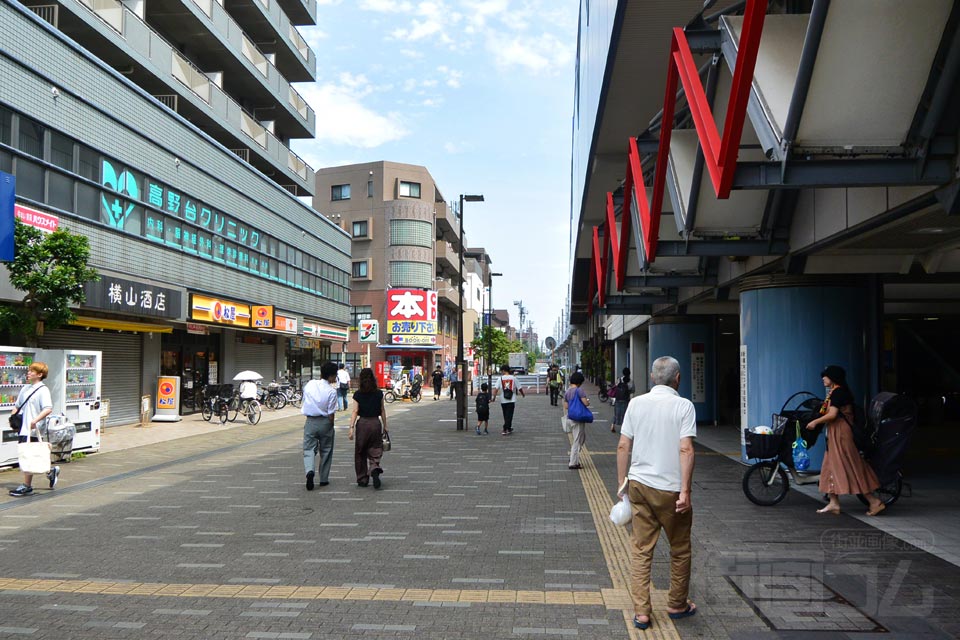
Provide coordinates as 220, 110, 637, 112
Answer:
319, 587, 351, 600
373, 588, 407, 601
486, 590, 517, 603
207, 585, 245, 597
344, 588, 377, 600
264, 586, 299, 599
544, 591, 575, 605
517, 590, 545, 604
101, 583, 142, 595
458, 590, 489, 603
400, 589, 432, 601
291, 586, 326, 599
573, 591, 604, 606
429, 589, 461, 602
236, 585, 271, 598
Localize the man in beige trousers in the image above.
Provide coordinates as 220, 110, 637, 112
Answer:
616, 356, 697, 630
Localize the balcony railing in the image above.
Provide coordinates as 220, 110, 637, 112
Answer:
28, 4, 59, 27
171, 52, 212, 103
154, 94, 179, 112
287, 150, 308, 181
288, 86, 308, 119
242, 33, 269, 77
289, 24, 309, 61
240, 111, 268, 148
77, 0, 123, 33
231, 148, 251, 163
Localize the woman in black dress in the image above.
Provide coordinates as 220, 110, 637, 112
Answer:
349, 368, 388, 488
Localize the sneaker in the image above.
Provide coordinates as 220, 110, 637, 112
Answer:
48, 466, 60, 490
9, 484, 33, 497
317, 481, 329, 487
475, 427, 481, 436
357, 480, 369, 487
372, 468, 382, 489
305, 470, 315, 491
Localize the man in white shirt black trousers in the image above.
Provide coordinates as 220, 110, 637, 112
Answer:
301, 362, 339, 490
617, 356, 698, 631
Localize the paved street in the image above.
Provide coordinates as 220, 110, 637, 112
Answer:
0, 390, 958, 639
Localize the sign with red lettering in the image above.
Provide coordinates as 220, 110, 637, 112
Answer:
14, 204, 59, 233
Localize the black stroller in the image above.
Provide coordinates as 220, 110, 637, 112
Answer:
859, 392, 918, 506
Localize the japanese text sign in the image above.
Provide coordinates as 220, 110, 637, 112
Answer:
83, 276, 181, 319
386, 289, 438, 323
252, 305, 274, 328
190, 294, 251, 327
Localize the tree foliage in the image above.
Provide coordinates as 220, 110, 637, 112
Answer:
0, 222, 100, 345
471, 326, 528, 373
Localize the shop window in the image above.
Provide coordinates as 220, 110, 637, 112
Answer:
399, 181, 421, 198
332, 183, 351, 201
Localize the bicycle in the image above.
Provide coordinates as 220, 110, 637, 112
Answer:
238, 397, 262, 424
200, 386, 229, 425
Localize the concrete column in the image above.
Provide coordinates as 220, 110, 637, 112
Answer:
140, 331, 162, 419
739, 275, 868, 470
629, 330, 649, 394
614, 338, 630, 379
648, 317, 716, 423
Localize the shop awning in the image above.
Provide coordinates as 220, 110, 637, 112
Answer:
70, 316, 173, 334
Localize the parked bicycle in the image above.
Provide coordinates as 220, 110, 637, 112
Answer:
259, 381, 287, 410
200, 384, 230, 424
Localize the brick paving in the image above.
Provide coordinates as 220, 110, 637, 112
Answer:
0, 389, 957, 638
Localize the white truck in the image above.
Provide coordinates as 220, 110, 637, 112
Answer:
508, 352, 528, 373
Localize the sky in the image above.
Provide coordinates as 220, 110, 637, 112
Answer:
291, 0, 578, 346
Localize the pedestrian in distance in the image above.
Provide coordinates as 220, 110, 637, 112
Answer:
548, 364, 562, 406
301, 362, 339, 490
475, 383, 492, 435
336, 363, 351, 412
617, 356, 697, 630
564, 371, 590, 469
448, 366, 458, 400
493, 364, 524, 435
806, 365, 886, 516
348, 368, 387, 489
9, 362, 57, 497
431, 366, 444, 401
612, 367, 635, 433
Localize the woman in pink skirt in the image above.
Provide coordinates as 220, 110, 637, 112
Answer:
806, 365, 885, 516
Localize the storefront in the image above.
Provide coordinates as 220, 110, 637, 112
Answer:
302, 320, 348, 378
40, 275, 180, 426
161, 325, 221, 414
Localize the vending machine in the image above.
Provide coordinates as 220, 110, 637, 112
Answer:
45, 350, 103, 455
0, 346, 43, 467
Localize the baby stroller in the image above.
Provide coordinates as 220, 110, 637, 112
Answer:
42, 414, 77, 463
858, 392, 917, 506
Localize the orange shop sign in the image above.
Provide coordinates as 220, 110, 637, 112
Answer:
190, 294, 251, 327
274, 315, 298, 334
252, 305, 274, 328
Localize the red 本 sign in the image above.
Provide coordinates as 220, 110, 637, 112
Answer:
387, 289, 437, 323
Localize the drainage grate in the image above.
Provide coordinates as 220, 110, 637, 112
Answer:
727, 575, 887, 633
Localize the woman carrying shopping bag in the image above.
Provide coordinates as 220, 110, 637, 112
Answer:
564, 371, 593, 470
9, 362, 57, 497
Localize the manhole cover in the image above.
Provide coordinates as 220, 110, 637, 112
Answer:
727, 575, 886, 633
257, 506, 315, 518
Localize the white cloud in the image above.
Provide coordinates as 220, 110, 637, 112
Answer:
486, 31, 573, 75
359, 0, 413, 10
297, 79, 409, 149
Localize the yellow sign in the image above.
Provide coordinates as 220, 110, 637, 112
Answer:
252, 305, 274, 328
388, 320, 437, 335
190, 294, 251, 327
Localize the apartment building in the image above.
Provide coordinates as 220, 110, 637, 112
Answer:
0, 1, 350, 424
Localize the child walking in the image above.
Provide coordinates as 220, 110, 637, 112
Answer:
475, 383, 491, 435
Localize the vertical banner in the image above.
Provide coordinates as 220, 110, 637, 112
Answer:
153, 376, 182, 422
0, 171, 16, 262
739, 345, 748, 440
690, 342, 705, 403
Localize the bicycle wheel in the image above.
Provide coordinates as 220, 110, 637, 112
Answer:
291, 391, 303, 408
245, 400, 262, 425
412, 391, 421, 403
227, 397, 240, 422
742, 461, 790, 506
264, 395, 278, 410
384, 391, 396, 404
201, 401, 213, 422
216, 401, 229, 424
275, 394, 287, 410
598, 390, 608, 402
857, 473, 902, 506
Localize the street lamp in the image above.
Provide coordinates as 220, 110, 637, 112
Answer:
486, 272, 503, 393
456, 193, 484, 431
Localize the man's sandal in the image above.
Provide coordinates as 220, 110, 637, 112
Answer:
667, 603, 697, 620
633, 615, 651, 630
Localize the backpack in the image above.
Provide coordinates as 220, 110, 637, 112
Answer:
502, 380, 514, 400
476, 393, 489, 412
616, 379, 629, 399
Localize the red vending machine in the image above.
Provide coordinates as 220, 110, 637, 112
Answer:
375, 361, 392, 389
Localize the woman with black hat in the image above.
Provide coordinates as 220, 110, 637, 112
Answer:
806, 365, 885, 516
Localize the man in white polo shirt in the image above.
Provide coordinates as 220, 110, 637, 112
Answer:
617, 356, 697, 631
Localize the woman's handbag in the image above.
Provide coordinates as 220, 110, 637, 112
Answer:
561, 414, 572, 433
18, 430, 52, 475
382, 430, 392, 452
8, 385, 42, 433
567, 391, 594, 423
792, 420, 811, 471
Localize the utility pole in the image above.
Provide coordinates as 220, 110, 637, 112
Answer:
513, 300, 527, 352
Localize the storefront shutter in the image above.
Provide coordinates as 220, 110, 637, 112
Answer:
233, 339, 278, 383
40, 328, 143, 427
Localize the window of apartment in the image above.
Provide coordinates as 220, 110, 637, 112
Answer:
17, 116, 44, 158
352, 260, 368, 278
352, 220, 369, 238
77, 144, 100, 182
332, 183, 351, 201
367, 180, 374, 198
389, 261, 431, 289
49, 131, 75, 171
399, 181, 421, 198
350, 305, 373, 328
389, 219, 431, 248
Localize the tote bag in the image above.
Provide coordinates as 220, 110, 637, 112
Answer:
18, 432, 51, 475
567, 390, 594, 423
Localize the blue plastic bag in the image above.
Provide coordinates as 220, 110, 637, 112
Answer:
792, 421, 810, 471
567, 391, 594, 423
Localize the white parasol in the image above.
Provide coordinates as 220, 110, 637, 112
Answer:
232, 370, 263, 381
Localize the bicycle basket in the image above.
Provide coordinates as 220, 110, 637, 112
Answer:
744, 428, 783, 460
